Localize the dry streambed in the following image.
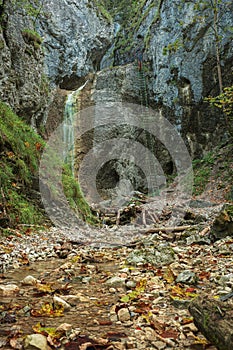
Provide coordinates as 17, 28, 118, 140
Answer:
0, 225, 233, 350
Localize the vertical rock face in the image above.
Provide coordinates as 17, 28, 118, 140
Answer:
147, 0, 233, 155
0, 0, 113, 128
104, 0, 233, 156
73, 65, 171, 199
0, 0, 49, 127
37, 0, 114, 89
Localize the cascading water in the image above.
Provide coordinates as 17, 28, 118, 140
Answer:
63, 81, 89, 174
63, 91, 76, 174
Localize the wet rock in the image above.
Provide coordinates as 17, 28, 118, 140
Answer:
21, 275, 39, 286
117, 308, 131, 322
24, 334, 49, 350
0, 284, 20, 296
176, 270, 197, 284
53, 296, 71, 311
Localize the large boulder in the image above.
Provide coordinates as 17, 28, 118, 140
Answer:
210, 204, 233, 241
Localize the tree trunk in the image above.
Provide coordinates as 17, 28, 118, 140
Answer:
189, 296, 233, 350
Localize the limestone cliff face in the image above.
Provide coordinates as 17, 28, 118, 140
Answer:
0, 0, 49, 128
0, 0, 113, 129
37, 0, 114, 89
102, 0, 233, 156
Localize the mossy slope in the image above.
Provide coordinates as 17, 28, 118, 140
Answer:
0, 101, 98, 230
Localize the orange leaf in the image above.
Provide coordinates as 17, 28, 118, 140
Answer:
160, 329, 179, 339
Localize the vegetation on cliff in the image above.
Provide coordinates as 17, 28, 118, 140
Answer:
0, 102, 98, 232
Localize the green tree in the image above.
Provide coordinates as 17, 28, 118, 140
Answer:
205, 85, 233, 137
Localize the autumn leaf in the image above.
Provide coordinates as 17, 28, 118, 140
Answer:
35, 142, 42, 151
160, 329, 179, 339
31, 302, 64, 317
163, 267, 175, 283
35, 282, 55, 294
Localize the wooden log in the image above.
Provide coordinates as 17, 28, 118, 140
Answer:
189, 296, 233, 350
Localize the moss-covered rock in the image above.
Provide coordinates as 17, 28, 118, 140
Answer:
210, 204, 233, 241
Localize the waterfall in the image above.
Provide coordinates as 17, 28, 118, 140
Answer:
63, 91, 76, 174
63, 81, 89, 174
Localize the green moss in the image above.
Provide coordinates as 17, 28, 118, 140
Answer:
0, 102, 97, 229
89, 0, 112, 23
0, 101, 45, 226
62, 165, 99, 225
22, 28, 42, 46
192, 151, 216, 195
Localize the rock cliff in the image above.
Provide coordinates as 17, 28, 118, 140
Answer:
102, 0, 233, 156
0, 0, 49, 128
37, 0, 114, 89
0, 0, 113, 129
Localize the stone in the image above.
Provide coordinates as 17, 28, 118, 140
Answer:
0, 284, 20, 296
126, 280, 136, 289
37, 0, 113, 89
117, 308, 131, 322
53, 296, 71, 311
126, 245, 175, 267
105, 276, 126, 287
176, 270, 197, 284
153, 341, 167, 350
210, 204, 233, 241
24, 334, 49, 350
21, 275, 38, 286
55, 323, 72, 332
59, 295, 80, 306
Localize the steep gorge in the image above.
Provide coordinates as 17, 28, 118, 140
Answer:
0, 0, 233, 228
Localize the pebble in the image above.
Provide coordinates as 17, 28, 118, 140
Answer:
0, 284, 20, 296
105, 276, 126, 287
21, 275, 39, 286
24, 334, 49, 350
176, 270, 197, 284
118, 307, 131, 322
53, 295, 71, 311
153, 341, 167, 350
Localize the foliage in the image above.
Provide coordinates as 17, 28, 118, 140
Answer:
205, 85, 233, 137
62, 165, 99, 225
22, 28, 42, 46
162, 39, 184, 55
12, 0, 44, 26
192, 151, 215, 195
0, 101, 45, 226
88, 0, 112, 23
0, 102, 98, 229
